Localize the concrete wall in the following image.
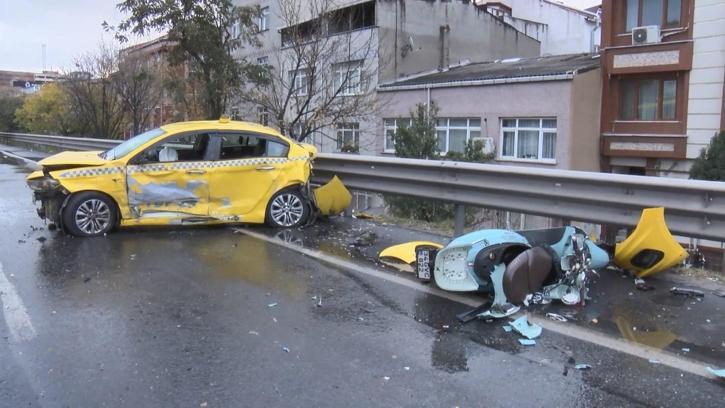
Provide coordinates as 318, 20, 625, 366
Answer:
569, 68, 602, 171
481, 0, 601, 55
376, 0, 540, 82
377, 76, 603, 171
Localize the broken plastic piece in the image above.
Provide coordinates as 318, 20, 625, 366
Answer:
614, 207, 687, 278
503, 325, 513, 332
313, 176, 352, 216
545, 313, 568, 322
670, 287, 704, 298
574, 364, 592, 370
379, 241, 443, 265
268, 302, 278, 308
518, 339, 536, 346
510, 316, 542, 339
706, 367, 725, 378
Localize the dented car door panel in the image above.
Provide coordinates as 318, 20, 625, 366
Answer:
207, 132, 287, 222
124, 132, 213, 221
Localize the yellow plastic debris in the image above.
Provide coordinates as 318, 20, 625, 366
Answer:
379, 241, 444, 265
313, 176, 352, 216
614, 207, 687, 278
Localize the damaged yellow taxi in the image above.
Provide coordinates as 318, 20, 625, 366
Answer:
26, 119, 351, 237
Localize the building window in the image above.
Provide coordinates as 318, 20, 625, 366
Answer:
281, 19, 319, 47
624, 0, 681, 31
289, 69, 309, 96
257, 106, 269, 125
328, 1, 376, 35
619, 78, 677, 121
336, 122, 360, 152
436, 118, 481, 154
333, 60, 363, 95
383, 118, 411, 152
257, 56, 269, 65
258, 6, 270, 32
500, 118, 557, 162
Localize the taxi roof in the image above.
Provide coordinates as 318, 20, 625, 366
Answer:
160, 119, 284, 138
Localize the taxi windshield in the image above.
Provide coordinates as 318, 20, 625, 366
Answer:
101, 128, 165, 160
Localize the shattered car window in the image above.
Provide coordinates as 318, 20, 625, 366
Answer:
102, 128, 165, 160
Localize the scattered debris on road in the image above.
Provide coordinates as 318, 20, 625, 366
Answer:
518, 339, 536, 346
634, 278, 655, 291
706, 367, 725, 379
268, 302, 278, 308
670, 287, 705, 298
574, 364, 592, 370
510, 316, 542, 340
545, 313, 568, 322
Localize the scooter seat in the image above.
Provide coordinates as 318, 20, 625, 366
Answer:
503, 247, 553, 304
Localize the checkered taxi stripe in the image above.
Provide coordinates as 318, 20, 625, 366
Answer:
58, 156, 310, 178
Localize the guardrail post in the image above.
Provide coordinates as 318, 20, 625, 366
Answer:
454, 204, 465, 237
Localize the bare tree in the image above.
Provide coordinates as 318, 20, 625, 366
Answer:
63, 44, 126, 139
113, 53, 162, 136
242, 0, 381, 145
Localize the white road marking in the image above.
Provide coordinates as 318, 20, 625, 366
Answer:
237, 228, 714, 379
0, 261, 37, 342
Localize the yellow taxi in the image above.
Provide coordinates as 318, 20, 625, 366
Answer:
26, 119, 350, 237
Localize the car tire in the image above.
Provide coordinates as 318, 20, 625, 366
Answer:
266, 188, 309, 228
62, 192, 117, 237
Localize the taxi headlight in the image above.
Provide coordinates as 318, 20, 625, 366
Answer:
27, 177, 60, 192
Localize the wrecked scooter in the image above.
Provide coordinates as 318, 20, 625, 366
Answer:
415, 226, 610, 321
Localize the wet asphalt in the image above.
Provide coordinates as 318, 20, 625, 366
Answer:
1, 153, 724, 407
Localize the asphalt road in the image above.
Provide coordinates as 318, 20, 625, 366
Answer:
0, 154, 724, 407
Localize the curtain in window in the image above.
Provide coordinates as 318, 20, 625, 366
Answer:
638, 80, 658, 120
662, 80, 677, 120
502, 131, 515, 156
542, 132, 556, 159
448, 129, 467, 153
517, 130, 539, 159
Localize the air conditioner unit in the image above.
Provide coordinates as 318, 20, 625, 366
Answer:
632, 25, 660, 45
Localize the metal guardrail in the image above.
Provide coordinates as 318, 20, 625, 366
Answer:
2, 132, 724, 241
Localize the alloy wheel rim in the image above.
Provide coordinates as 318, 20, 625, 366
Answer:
75, 199, 111, 235
270, 194, 304, 227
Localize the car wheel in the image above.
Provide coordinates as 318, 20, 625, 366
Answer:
266, 189, 309, 228
62, 192, 117, 237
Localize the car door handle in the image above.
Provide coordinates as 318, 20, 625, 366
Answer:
256, 166, 275, 171
186, 169, 206, 175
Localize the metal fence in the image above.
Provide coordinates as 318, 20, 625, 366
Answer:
2, 132, 724, 241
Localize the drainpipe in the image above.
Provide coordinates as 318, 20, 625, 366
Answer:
426, 85, 431, 117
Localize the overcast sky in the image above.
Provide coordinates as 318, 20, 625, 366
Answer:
0, 0, 152, 72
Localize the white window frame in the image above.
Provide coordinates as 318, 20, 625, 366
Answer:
435, 118, 481, 154
333, 60, 363, 96
383, 118, 411, 153
256, 56, 269, 65
336, 122, 360, 152
499, 118, 557, 163
258, 6, 270, 32
257, 106, 269, 126
289, 69, 309, 96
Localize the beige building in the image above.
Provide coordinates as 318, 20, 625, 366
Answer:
377, 53, 602, 171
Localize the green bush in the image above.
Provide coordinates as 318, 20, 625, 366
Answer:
385, 102, 491, 222
690, 131, 725, 181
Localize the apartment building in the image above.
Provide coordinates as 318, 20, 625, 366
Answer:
599, 0, 725, 177
475, 0, 603, 55
0, 69, 60, 95
232, 0, 540, 154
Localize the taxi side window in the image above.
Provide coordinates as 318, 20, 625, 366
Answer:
137, 133, 211, 163
219, 133, 289, 159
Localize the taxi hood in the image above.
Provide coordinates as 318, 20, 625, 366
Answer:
38, 150, 108, 171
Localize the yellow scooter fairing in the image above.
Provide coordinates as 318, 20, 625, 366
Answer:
614, 207, 686, 278
379, 241, 444, 265
313, 176, 352, 216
